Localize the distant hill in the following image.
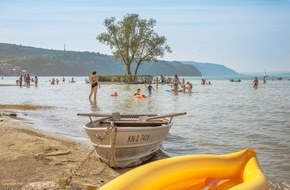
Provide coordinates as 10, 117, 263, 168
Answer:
271, 72, 290, 77
136, 60, 202, 76
181, 61, 241, 76
0, 43, 201, 76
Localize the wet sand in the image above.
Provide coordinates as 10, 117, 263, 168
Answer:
0, 111, 121, 189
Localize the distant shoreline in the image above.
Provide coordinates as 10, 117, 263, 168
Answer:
0, 82, 122, 87
0, 84, 17, 86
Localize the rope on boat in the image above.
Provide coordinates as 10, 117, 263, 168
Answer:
65, 124, 114, 185
65, 149, 95, 185
108, 123, 118, 167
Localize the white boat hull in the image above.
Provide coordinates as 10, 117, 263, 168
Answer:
84, 120, 172, 168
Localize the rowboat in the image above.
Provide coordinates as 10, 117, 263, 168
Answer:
99, 148, 268, 190
78, 112, 186, 168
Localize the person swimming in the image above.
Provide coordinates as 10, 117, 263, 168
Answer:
111, 92, 118, 96
134, 88, 146, 98
134, 88, 141, 96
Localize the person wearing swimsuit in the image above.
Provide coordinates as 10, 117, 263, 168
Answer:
253, 76, 258, 89
89, 71, 99, 101
172, 74, 180, 93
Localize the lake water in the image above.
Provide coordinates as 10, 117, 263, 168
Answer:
1, 76, 289, 189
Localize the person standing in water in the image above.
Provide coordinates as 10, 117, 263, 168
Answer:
19, 75, 23, 87
253, 76, 258, 89
89, 71, 99, 101
263, 76, 266, 84
187, 81, 193, 93
35, 76, 38, 87
172, 74, 181, 93
160, 74, 165, 84
26, 74, 31, 87
156, 77, 159, 89
147, 82, 155, 96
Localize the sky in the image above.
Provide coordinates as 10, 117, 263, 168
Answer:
1, 0, 290, 73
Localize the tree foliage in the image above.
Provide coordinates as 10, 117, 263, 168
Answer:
97, 13, 172, 75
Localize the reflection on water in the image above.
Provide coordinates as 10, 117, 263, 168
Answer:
1, 76, 290, 189
89, 99, 100, 111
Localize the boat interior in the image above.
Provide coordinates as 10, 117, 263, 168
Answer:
78, 112, 186, 127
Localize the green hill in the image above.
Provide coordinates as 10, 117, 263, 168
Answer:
0, 43, 201, 76
181, 61, 241, 76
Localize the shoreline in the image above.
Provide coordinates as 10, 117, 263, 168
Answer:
0, 110, 121, 189
0, 84, 18, 86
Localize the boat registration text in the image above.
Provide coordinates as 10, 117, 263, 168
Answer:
127, 134, 151, 143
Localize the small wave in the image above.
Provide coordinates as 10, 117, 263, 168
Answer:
268, 180, 290, 190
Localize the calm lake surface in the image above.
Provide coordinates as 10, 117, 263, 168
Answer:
1, 76, 289, 189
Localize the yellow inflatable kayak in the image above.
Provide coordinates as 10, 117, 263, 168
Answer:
99, 148, 268, 190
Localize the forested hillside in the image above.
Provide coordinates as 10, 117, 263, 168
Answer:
0, 43, 201, 76
181, 61, 241, 76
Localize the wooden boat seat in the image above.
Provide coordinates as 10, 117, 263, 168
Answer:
100, 120, 169, 127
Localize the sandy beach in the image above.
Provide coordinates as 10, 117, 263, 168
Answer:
0, 110, 121, 189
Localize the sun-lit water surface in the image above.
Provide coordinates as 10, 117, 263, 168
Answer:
1, 76, 289, 189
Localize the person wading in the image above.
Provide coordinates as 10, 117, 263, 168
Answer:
89, 71, 99, 102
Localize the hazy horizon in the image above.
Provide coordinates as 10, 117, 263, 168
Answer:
1, 0, 290, 73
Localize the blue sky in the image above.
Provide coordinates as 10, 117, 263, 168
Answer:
1, 0, 290, 73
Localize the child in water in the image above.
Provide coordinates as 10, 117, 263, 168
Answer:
134, 88, 141, 96
134, 88, 146, 97
147, 83, 155, 95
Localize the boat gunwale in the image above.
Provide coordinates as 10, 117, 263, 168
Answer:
84, 117, 172, 129
84, 122, 173, 131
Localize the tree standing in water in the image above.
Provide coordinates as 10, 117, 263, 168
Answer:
97, 13, 171, 80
